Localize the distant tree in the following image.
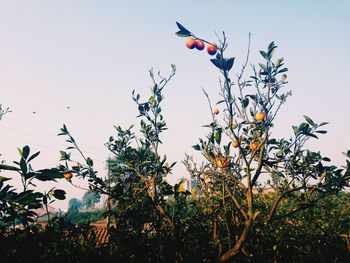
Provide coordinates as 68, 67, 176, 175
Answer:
68, 198, 82, 211
82, 191, 101, 209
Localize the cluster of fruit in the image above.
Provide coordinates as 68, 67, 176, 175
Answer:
215, 156, 228, 169
185, 37, 217, 56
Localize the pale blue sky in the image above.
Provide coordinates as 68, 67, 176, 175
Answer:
0, 1, 349, 209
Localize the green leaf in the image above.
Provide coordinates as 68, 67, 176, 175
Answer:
260, 51, 268, 59
22, 145, 30, 160
59, 151, 71, 161
210, 58, 224, 70
0, 176, 10, 183
20, 158, 27, 175
27, 151, 40, 163
268, 41, 275, 51
37, 168, 63, 180
303, 115, 317, 128
298, 123, 309, 132
315, 130, 327, 134
214, 129, 222, 145
278, 68, 288, 73
224, 57, 235, 71
86, 157, 94, 167
0, 164, 20, 171
176, 22, 190, 33
319, 122, 329, 126
192, 144, 201, 151
241, 98, 249, 108
53, 189, 66, 200
175, 30, 191, 37
175, 22, 191, 37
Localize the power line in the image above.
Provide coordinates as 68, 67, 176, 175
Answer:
0, 124, 107, 159
6, 117, 109, 155
0, 132, 106, 165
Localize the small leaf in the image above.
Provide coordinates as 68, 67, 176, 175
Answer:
260, 51, 268, 59
0, 176, 10, 183
303, 115, 317, 128
278, 68, 288, 73
192, 144, 201, 151
319, 122, 329, 126
53, 189, 66, 200
224, 57, 235, 71
27, 151, 40, 163
0, 164, 20, 171
176, 22, 191, 34
20, 158, 27, 175
241, 98, 249, 108
175, 30, 191, 37
22, 145, 30, 160
210, 58, 224, 70
86, 157, 94, 167
214, 129, 222, 145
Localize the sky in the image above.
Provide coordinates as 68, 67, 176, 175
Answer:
0, 0, 349, 210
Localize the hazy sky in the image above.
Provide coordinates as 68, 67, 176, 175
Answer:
0, 0, 349, 210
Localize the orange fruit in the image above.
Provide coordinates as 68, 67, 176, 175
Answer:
215, 156, 228, 168
255, 111, 265, 121
231, 140, 239, 148
185, 37, 196, 49
250, 142, 259, 151
207, 43, 217, 55
213, 108, 219, 115
195, 40, 205, 50
64, 172, 73, 180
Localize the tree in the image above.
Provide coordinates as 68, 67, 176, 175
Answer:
68, 198, 83, 211
176, 22, 350, 261
82, 190, 101, 210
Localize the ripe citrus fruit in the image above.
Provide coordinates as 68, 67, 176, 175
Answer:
213, 108, 220, 115
185, 37, 196, 49
64, 172, 73, 180
232, 140, 239, 148
195, 40, 205, 50
216, 156, 228, 168
207, 43, 217, 55
255, 111, 265, 121
250, 142, 259, 151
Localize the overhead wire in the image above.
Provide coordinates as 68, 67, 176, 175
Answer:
6, 117, 109, 155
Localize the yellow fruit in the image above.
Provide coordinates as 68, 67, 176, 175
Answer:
255, 111, 265, 121
216, 156, 228, 168
281, 74, 287, 81
64, 172, 73, 180
250, 142, 259, 151
213, 108, 219, 115
231, 140, 239, 148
